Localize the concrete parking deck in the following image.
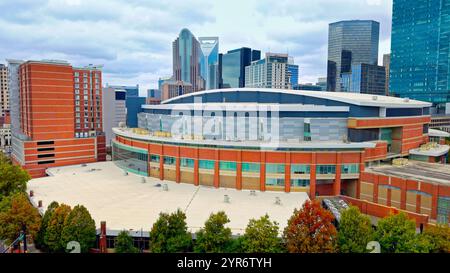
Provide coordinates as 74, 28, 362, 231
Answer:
27, 162, 309, 235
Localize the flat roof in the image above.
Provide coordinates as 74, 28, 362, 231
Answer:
27, 162, 309, 235
161, 88, 432, 108
409, 144, 450, 157
113, 127, 376, 150
365, 161, 450, 186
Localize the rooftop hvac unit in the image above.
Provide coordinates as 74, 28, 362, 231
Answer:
275, 197, 281, 205
404, 97, 410, 102
141, 177, 146, 183
372, 96, 378, 101
250, 190, 256, 196
224, 195, 230, 203
162, 184, 169, 191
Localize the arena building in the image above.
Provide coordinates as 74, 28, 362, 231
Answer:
111, 88, 450, 224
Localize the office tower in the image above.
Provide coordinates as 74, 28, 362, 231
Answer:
327, 20, 380, 91
390, 0, 450, 110
221, 47, 261, 88
383, 54, 390, 95
8, 59, 105, 178
161, 80, 193, 100
102, 86, 127, 147
245, 53, 291, 89
0, 64, 9, 117
172, 28, 205, 91
199, 37, 219, 90
147, 89, 161, 105
288, 60, 299, 87
293, 83, 322, 91
341, 63, 386, 95
107, 85, 144, 128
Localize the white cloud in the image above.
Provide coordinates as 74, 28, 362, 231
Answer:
0, 0, 392, 93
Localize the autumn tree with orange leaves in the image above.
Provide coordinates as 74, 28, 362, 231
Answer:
283, 200, 337, 253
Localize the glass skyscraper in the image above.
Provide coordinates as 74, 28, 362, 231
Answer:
199, 37, 220, 90
327, 20, 380, 91
172, 28, 205, 91
221, 47, 261, 88
390, 0, 450, 109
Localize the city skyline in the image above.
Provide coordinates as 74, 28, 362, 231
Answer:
0, 0, 393, 96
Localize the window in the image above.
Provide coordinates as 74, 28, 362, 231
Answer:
84, 95, 88, 100
38, 160, 55, 165
341, 164, 359, 174
38, 154, 55, 159
291, 179, 310, 187
150, 154, 160, 163
163, 156, 175, 165
266, 163, 285, 174
37, 147, 55, 152
219, 161, 236, 171
266, 178, 284, 187
316, 165, 336, 174
291, 164, 310, 174
74, 72, 79, 77
242, 162, 260, 173
75, 84, 79, 88
37, 141, 54, 146
180, 158, 194, 168
199, 160, 215, 170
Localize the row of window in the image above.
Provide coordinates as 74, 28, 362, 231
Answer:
266, 178, 310, 187
146, 156, 359, 174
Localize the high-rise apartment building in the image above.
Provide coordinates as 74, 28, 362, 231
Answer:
390, 0, 450, 110
173, 28, 205, 91
245, 53, 291, 89
8, 59, 106, 178
199, 37, 220, 90
383, 54, 390, 95
0, 64, 9, 117
221, 47, 261, 88
327, 20, 380, 91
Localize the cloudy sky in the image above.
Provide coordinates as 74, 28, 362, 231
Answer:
0, 0, 393, 96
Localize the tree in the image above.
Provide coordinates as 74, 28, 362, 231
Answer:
149, 209, 192, 253
338, 206, 374, 253
422, 224, 450, 253
60, 205, 96, 253
283, 200, 337, 253
35, 201, 59, 250
45, 204, 71, 252
375, 212, 431, 253
115, 230, 139, 253
0, 193, 41, 244
0, 155, 30, 197
240, 214, 284, 253
194, 211, 233, 253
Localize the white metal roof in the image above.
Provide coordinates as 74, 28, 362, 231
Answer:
160, 88, 432, 108
428, 129, 450, 138
27, 162, 310, 235
142, 103, 349, 112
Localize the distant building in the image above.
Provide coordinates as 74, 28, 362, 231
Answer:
390, 0, 450, 111
8, 59, 106, 178
173, 28, 205, 91
341, 64, 386, 95
383, 54, 390, 95
161, 80, 193, 101
293, 84, 323, 91
146, 89, 161, 105
245, 53, 291, 89
221, 47, 261, 88
316, 77, 327, 91
288, 58, 299, 87
0, 64, 9, 117
327, 20, 380, 91
102, 86, 127, 147
199, 37, 220, 90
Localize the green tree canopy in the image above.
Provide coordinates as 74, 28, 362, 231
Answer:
0, 153, 30, 197
0, 193, 41, 244
194, 211, 233, 253
375, 212, 431, 253
338, 206, 374, 253
240, 214, 284, 253
60, 205, 96, 253
283, 200, 337, 253
422, 224, 450, 253
45, 204, 72, 252
149, 209, 192, 253
35, 201, 59, 250
115, 230, 139, 253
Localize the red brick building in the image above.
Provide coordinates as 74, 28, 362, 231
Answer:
9, 60, 105, 178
